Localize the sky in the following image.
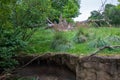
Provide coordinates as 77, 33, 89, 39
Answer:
74, 0, 119, 21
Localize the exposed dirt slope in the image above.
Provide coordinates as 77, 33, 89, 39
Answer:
11, 53, 120, 80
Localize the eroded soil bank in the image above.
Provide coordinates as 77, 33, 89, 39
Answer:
4, 53, 120, 80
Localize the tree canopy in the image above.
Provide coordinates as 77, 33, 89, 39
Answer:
88, 10, 103, 20
88, 1, 120, 26
49, 0, 80, 22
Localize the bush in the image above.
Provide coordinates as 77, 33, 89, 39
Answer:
0, 30, 27, 69
0, 0, 48, 69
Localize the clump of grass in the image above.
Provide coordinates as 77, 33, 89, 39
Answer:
51, 32, 72, 51
73, 28, 88, 43
89, 37, 110, 48
105, 35, 120, 45
88, 34, 120, 49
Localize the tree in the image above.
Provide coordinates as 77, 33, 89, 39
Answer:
63, 0, 80, 22
88, 10, 104, 27
0, 0, 19, 69
89, 3, 120, 26
49, 0, 80, 22
88, 10, 103, 20
0, 0, 50, 69
104, 4, 120, 25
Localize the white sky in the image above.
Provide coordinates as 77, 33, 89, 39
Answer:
74, 0, 119, 21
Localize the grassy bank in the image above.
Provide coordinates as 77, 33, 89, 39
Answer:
26, 27, 120, 55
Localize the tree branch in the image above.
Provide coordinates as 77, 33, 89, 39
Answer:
46, 18, 54, 24
89, 45, 120, 57
21, 55, 42, 68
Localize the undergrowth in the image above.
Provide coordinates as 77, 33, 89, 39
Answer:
26, 27, 120, 55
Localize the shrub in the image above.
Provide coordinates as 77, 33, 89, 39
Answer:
0, 0, 49, 69
0, 31, 27, 69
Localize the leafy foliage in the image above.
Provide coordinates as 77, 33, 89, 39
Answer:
0, 0, 19, 69
89, 10, 103, 20
89, 3, 120, 26
88, 10, 106, 27
49, 0, 80, 22
0, 0, 50, 69
103, 4, 120, 25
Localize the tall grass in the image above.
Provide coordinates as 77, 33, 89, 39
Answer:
26, 27, 120, 55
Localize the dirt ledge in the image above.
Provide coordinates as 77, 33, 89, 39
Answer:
8, 53, 120, 80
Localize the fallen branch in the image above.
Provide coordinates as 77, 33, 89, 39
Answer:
21, 55, 41, 68
21, 53, 51, 68
6, 53, 52, 75
46, 18, 53, 24
1, 55, 44, 76
89, 45, 120, 57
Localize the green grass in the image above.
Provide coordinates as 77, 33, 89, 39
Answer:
26, 27, 120, 55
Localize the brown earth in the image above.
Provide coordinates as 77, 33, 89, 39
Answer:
5, 53, 120, 80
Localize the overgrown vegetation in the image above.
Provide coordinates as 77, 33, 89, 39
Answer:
27, 27, 120, 55
0, 0, 51, 70
0, 0, 81, 69
1, 1, 120, 78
